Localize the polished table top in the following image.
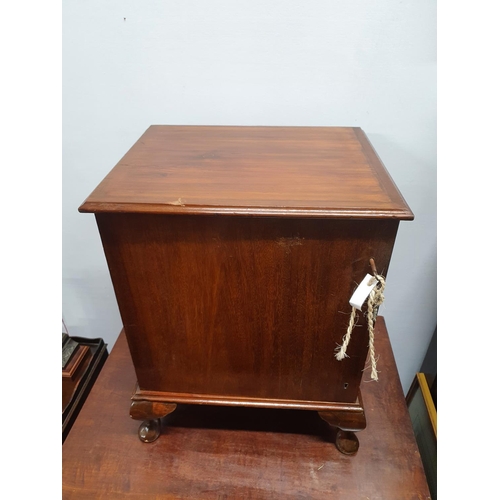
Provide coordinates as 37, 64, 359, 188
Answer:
62, 317, 430, 499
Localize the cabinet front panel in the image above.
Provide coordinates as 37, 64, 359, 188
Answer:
97, 214, 399, 403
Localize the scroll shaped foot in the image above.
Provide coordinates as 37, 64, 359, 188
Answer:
318, 399, 366, 455
138, 419, 161, 443
130, 399, 177, 444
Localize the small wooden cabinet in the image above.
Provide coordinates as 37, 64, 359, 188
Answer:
79, 126, 412, 454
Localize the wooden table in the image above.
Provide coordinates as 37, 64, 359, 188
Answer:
62, 317, 431, 499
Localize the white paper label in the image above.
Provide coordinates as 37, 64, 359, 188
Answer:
349, 274, 378, 311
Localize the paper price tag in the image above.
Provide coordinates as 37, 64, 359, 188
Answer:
349, 274, 378, 311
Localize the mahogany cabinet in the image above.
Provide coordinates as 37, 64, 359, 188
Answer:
79, 126, 413, 454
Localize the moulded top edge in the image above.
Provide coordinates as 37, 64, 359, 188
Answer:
78, 201, 414, 220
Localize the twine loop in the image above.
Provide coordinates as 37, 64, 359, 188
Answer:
335, 273, 386, 381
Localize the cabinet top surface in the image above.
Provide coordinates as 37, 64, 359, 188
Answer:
79, 126, 413, 219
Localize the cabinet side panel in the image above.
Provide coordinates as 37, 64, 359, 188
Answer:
96, 214, 399, 403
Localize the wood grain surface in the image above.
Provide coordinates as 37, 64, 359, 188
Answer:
79, 126, 413, 220
96, 213, 399, 404
62, 318, 431, 500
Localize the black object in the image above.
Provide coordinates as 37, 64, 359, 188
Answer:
62, 336, 108, 442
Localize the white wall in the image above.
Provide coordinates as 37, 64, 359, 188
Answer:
63, 0, 436, 393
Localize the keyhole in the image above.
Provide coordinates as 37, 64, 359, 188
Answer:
344, 383, 349, 389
